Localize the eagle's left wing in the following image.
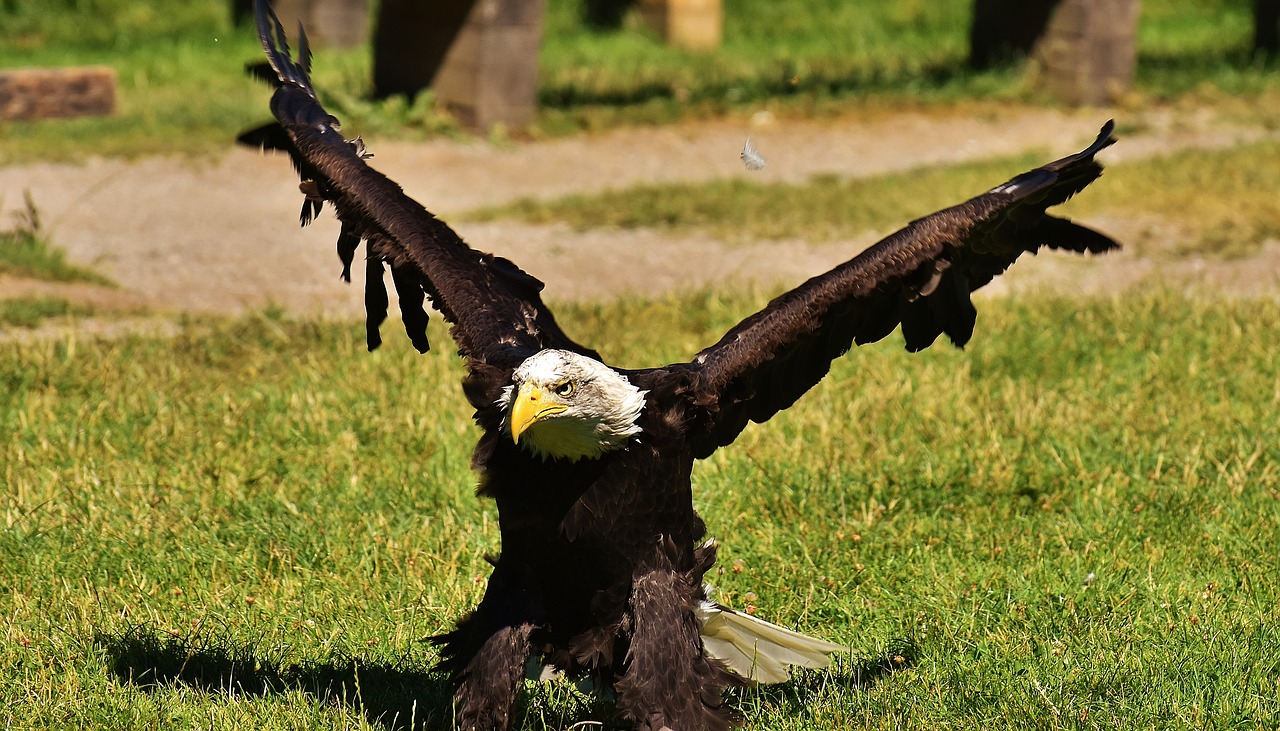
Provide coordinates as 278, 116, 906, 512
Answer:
682, 121, 1118, 458
244, 0, 598, 368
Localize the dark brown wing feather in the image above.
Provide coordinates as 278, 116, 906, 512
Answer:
250, 0, 597, 370
685, 121, 1118, 457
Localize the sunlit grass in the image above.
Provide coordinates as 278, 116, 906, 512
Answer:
0, 298, 96, 329
0, 226, 113, 284
4, 292, 1279, 729
0, 198, 113, 284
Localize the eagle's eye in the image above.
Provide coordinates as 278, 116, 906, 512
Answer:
553, 381, 575, 398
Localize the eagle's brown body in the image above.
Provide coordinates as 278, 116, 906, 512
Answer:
446, 384, 730, 728
247, 2, 1120, 728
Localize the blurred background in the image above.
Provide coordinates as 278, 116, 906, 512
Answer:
3, 0, 1278, 153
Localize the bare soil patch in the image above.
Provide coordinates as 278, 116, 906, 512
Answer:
2, 106, 1277, 326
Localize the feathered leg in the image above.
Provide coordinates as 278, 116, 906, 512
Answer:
433, 561, 540, 731
615, 544, 739, 731
448, 622, 534, 731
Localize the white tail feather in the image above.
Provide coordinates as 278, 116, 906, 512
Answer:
526, 600, 844, 686
696, 601, 844, 684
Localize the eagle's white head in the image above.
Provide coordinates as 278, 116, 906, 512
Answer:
497, 349, 647, 462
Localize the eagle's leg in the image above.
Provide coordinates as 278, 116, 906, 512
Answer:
434, 561, 540, 731
615, 557, 737, 731
448, 621, 535, 731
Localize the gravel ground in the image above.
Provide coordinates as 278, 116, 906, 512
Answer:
2, 105, 1277, 325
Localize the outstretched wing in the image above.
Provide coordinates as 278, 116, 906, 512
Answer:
683, 121, 1119, 457
248, 0, 597, 368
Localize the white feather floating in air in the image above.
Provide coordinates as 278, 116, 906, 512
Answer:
740, 138, 766, 171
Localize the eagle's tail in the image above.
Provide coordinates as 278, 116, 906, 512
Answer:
696, 601, 845, 684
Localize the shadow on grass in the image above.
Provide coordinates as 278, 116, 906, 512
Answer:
97, 627, 912, 729
96, 627, 454, 730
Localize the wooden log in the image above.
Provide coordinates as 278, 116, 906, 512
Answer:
1033, 0, 1139, 106
0, 67, 117, 121
637, 0, 722, 51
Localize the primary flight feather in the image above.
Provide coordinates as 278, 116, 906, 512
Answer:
247, 2, 1118, 729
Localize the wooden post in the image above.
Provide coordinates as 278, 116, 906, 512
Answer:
375, 0, 546, 131
637, 0, 722, 51
270, 0, 369, 48
0, 67, 117, 121
1034, 0, 1140, 106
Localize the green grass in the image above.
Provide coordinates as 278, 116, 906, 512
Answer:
4, 292, 1279, 729
0, 227, 113, 284
0, 198, 113, 284
469, 136, 1280, 259
0, 298, 96, 329
2, 0, 1278, 161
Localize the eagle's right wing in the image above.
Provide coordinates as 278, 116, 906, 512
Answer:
248, 0, 597, 369
681, 122, 1119, 458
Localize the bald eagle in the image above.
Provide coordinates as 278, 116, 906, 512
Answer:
247, 3, 1118, 729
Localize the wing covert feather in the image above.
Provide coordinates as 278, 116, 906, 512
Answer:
685, 121, 1118, 457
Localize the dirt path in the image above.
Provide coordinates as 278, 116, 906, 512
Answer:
2, 106, 1277, 322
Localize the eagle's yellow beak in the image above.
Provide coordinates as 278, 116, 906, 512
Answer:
510, 382, 567, 444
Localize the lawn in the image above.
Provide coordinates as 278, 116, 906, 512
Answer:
4, 292, 1278, 729
0, 194, 113, 285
